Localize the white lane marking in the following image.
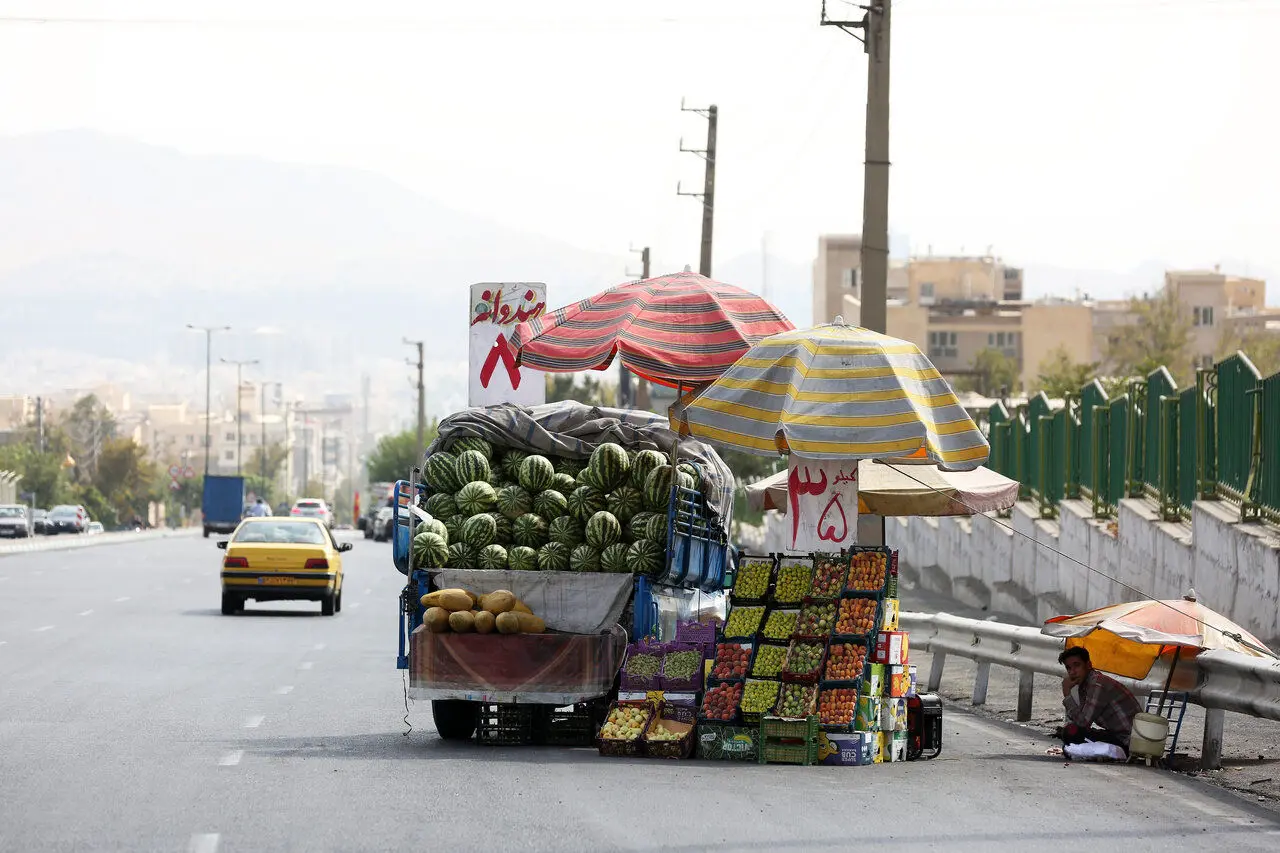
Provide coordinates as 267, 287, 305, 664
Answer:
34, 625, 54, 632
79, 609, 93, 617
0, 640, 7, 647
313, 643, 326, 651
188, 833, 220, 853
113, 596, 130, 603
275, 685, 293, 695
217, 750, 243, 767
350, 602, 361, 609
299, 661, 313, 670
244, 715, 265, 729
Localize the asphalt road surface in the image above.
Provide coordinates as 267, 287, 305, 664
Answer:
1, 537, 1278, 852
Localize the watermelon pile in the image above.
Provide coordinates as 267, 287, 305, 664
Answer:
410, 435, 695, 574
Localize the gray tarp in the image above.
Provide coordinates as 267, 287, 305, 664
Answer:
425, 401, 735, 521
434, 569, 633, 634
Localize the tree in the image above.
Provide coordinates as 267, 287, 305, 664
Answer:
62, 394, 117, 480
247, 443, 289, 483
0, 442, 72, 507
1104, 289, 1193, 384
93, 437, 157, 525
366, 430, 428, 482
954, 348, 1019, 398
546, 374, 617, 408
1218, 326, 1280, 378
1035, 346, 1099, 399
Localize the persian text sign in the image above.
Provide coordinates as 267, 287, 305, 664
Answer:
786, 458, 859, 551
468, 282, 547, 408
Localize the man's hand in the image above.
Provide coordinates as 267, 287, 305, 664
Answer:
1061, 674, 1079, 696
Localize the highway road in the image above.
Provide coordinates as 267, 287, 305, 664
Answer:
1, 536, 1277, 852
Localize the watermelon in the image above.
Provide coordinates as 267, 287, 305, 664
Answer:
518, 454, 556, 493
599, 543, 631, 574
451, 436, 494, 461
555, 457, 585, 478
678, 461, 699, 483
460, 513, 498, 548
424, 452, 462, 492
628, 539, 665, 576
512, 513, 549, 549
448, 541, 478, 569
585, 510, 622, 550
548, 515, 584, 547
644, 465, 676, 512
552, 472, 578, 495
477, 543, 509, 570
645, 512, 668, 544
606, 485, 644, 524
455, 481, 497, 516
568, 485, 606, 522
533, 489, 569, 521
495, 484, 533, 520
416, 517, 448, 544
507, 545, 538, 571
627, 511, 655, 543
538, 541, 571, 572
412, 531, 449, 568
569, 544, 601, 573
629, 449, 666, 490
588, 443, 630, 491
443, 514, 467, 542
488, 512, 513, 545
413, 518, 434, 538
487, 467, 505, 488
501, 449, 530, 481
454, 450, 491, 486
425, 492, 458, 520
577, 466, 605, 492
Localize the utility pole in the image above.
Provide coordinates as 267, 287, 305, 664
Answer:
187, 324, 231, 478
404, 338, 425, 460
35, 396, 44, 453
621, 245, 652, 409
821, 0, 891, 335
677, 100, 718, 277
220, 357, 258, 476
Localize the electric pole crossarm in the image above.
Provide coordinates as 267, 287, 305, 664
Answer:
819, 0, 868, 43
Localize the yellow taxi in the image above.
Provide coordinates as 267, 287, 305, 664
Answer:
218, 517, 350, 616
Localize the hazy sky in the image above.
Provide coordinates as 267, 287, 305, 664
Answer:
2, 0, 1278, 289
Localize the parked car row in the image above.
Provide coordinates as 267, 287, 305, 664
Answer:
0, 504, 93, 538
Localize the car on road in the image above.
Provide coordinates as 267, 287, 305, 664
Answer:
372, 504, 395, 542
48, 504, 90, 534
0, 504, 34, 538
290, 498, 334, 529
31, 508, 51, 535
217, 517, 350, 616
86, 521, 105, 535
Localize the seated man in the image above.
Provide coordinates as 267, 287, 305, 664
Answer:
1056, 646, 1141, 751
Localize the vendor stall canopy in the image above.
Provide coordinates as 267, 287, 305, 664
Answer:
510, 270, 794, 389
671, 320, 990, 470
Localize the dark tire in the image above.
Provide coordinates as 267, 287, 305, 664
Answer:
221, 592, 240, 616
203, 527, 210, 538
335, 588, 343, 613
432, 700, 480, 741
321, 591, 336, 616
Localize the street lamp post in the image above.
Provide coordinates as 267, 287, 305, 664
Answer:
220, 357, 259, 476
187, 324, 231, 478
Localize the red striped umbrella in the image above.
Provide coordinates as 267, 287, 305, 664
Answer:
510, 270, 794, 388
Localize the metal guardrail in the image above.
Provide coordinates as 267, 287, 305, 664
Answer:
902, 610, 1280, 769
0, 526, 200, 557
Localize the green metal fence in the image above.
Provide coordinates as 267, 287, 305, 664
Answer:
1214, 353, 1262, 520
1142, 368, 1178, 502
1177, 384, 1198, 513
1261, 372, 1280, 522
1077, 380, 1108, 500
1108, 394, 1129, 510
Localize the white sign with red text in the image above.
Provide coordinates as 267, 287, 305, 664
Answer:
468, 282, 548, 408
786, 457, 859, 552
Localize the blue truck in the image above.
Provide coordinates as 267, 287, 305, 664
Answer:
202, 475, 246, 538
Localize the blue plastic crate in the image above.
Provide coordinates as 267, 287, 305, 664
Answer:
660, 463, 729, 593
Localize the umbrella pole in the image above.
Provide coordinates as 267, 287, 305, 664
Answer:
1157, 647, 1181, 716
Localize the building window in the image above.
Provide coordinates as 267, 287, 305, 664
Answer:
841, 268, 859, 292
1193, 306, 1215, 327
225, 431, 235, 441
921, 283, 935, 299
223, 450, 234, 461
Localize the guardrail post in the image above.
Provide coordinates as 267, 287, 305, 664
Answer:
972, 661, 991, 705
1017, 670, 1034, 722
1201, 708, 1224, 770
927, 651, 947, 693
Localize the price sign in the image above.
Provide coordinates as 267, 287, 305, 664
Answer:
468, 282, 548, 408
786, 458, 858, 551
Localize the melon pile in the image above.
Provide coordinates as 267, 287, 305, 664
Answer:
409, 436, 699, 575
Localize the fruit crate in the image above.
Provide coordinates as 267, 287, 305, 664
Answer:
809, 553, 848, 600
759, 608, 800, 642
792, 598, 839, 640
772, 682, 818, 719
817, 681, 865, 731
830, 597, 883, 645
535, 703, 599, 747
620, 640, 666, 692
757, 714, 821, 766
708, 642, 754, 681
749, 642, 787, 679
476, 703, 539, 746
823, 640, 872, 683
699, 679, 745, 725
781, 640, 828, 684
738, 678, 783, 725
597, 700, 655, 757
758, 740, 820, 766
722, 603, 767, 641
659, 642, 706, 693
759, 714, 820, 741
731, 553, 775, 602
772, 556, 815, 605
675, 618, 718, 648
840, 546, 892, 596
642, 707, 696, 759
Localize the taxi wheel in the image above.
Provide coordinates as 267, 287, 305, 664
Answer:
221, 592, 242, 616
335, 588, 343, 613
321, 592, 336, 616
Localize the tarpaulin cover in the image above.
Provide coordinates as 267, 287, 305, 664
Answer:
408, 624, 627, 704
427, 400, 735, 520
434, 568, 633, 635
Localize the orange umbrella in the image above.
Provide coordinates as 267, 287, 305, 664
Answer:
1042, 590, 1275, 680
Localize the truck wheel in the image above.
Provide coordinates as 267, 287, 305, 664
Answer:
221, 592, 240, 616
321, 592, 336, 616
432, 700, 480, 741
203, 527, 210, 539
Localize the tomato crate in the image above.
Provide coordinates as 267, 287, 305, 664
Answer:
476, 703, 539, 746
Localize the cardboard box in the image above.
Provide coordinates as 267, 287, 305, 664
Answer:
888, 731, 908, 762
697, 724, 758, 761
880, 598, 900, 631
880, 697, 908, 732
816, 731, 875, 766
887, 665, 910, 698
856, 695, 882, 732
908, 664, 918, 698
873, 631, 910, 666
877, 731, 892, 764
867, 663, 885, 697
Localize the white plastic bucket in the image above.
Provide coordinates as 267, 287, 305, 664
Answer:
1132, 712, 1170, 743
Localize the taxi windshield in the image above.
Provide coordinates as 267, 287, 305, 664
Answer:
234, 520, 327, 545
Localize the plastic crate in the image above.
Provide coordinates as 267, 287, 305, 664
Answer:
597, 700, 655, 757
759, 715, 820, 741
698, 679, 745, 725
758, 741, 820, 766
535, 704, 598, 747
772, 556, 815, 605
659, 643, 706, 693
620, 641, 666, 692
773, 683, 818, 719
708, 642, 754, 681
793, 599, 839, 640
476, 703, 538, 746
749, 642, 788, 679
781, 641, 828, 684
831, 597, 882, 642
722, 604, 767, 641
675, 619, 718, 648
732, 554, 775, 601
661, 463, 729, 593
824, 640, 872, 683
817, 682, 864, 730
810, 553, 848, 599
842, 547, 892, 596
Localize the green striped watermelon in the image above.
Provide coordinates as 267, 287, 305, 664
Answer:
548, 515, 584, 547
425, 492, 458, 520
501, 449, 530, 481
412, 531, 449, 568
576, 466, 601, 490
507, 545, 538, 571
645, 512, 668, 544
424, 452, 462, 492
443, 514, 467, 542
677, 462, 698, 482
454, 450, 491, 486
415, 517, 448, 544
643, 465, 675, 511
599, 543, 631, 574
451, 436, 494, 461
629, 449, 667, 490
569, 544, 601, 573
555, 457, 585, 478
460, 513, 498, 548
537, 541, 571, 572
455, 481, 497, 516
552, 472, 578, 495
568, 485, 606, 522
477, 544, 509, 570
495, 484, 533, 519
487, 467, 505, 488
512, 513, 549, 548
585, 511, 622, 550
627, 511, 655, 543
588, 443, 630, 491
518, 455, 556, 493
533, 489, 569, 521
628, 539, 665, 576
488, 512, 513, 545
606, 485, 644, 524
448, 541, 478, 569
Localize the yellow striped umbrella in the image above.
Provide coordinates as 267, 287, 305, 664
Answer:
669, 321, 989, 469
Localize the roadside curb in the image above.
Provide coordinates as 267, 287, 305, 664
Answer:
0, 527, 202, 558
